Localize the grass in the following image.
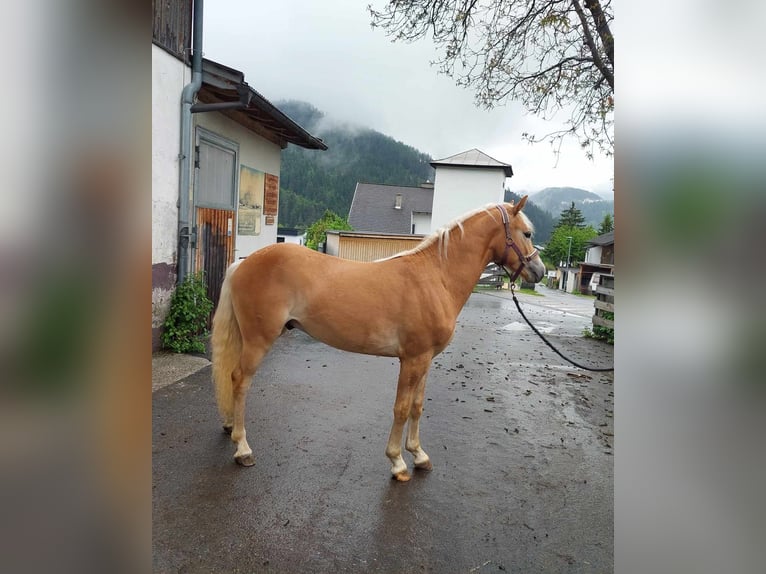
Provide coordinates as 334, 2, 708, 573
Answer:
473, 281, 545, 296
571, 291, 596, 298
473, 283, 505, 291
514, 286, 544, 296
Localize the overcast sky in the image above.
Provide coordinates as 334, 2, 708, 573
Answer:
203, 0, 614, 197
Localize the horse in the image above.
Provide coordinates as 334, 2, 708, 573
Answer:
211, 197, 546, 481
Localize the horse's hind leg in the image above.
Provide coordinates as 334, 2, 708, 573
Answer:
230, 341, 270, 467
406, 367, 432, 471
386, 354, 431, 482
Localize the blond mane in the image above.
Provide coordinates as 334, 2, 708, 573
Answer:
377, 203, 533, 262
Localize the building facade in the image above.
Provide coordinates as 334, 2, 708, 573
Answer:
152, 0, 326, 350
429, 149, 513, 231
347, 149, 513, 239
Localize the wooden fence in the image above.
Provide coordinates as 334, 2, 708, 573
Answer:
476, 263, 505, 289
592, 274, 614, 329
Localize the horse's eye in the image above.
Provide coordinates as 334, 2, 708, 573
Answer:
524, 231, 532, 239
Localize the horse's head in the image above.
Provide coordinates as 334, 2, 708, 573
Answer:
492, 196, 546, 284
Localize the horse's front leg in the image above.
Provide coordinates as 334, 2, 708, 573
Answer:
405, 368, 432, 471
386, 354, 432, 482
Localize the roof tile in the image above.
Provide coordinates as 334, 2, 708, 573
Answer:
348, 183, 433, 234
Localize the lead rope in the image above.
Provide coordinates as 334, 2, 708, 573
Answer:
507, 280, 614, 372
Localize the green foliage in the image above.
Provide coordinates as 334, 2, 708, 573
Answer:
556, 202, 587, 229
161, 272, 214, 354
542, 225, 598, 267
277, 100, 434, 228
598, 213, 614, 234
514, 286, 544, 297
279, 187, 326, 229
584, 311, 614, 344
305, 210, 353, 250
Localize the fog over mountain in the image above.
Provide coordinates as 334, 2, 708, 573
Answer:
278, 101, 613, 233
529, 187, 614, 228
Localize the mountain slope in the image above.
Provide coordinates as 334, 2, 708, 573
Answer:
505, 190, 555, 243
531, 186, 614, 228
277, 101, 433, 228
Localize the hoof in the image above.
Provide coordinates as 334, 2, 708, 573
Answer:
392, 470, 411, 482
235, 453, 255, 467
414, 459, 433, 471
222, 425, 233, 435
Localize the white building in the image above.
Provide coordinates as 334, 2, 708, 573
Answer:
429, 149, 513, 231
152, 0, 326, 349
276, 228, 307, 246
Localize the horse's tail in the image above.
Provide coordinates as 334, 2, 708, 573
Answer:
212, 260, 243, 421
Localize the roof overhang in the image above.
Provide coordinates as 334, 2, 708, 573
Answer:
586, 231, 615, 247
196, 58, 327, 151
431, 163, 514, 178
430, 149, 513, 177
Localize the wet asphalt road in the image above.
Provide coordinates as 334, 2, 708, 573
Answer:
153, 287, 614, 573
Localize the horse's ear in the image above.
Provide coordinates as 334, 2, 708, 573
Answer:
512, 195, 528, 215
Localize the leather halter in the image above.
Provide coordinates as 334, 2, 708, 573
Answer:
495, 204, 538, 284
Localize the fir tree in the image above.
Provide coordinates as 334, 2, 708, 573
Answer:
598, 213, 614, 234
556, 202, 587, 229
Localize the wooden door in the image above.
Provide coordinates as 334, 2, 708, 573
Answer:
194, 130, 238, 314
194, 208, 234, 312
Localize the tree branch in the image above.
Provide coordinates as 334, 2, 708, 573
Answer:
570, 0, 613, 90
584, 0, 614, 69
369, 0, 614, 157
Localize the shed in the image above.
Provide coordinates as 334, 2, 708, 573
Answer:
579, 231, 614, 294
325, 231, 425, 262
584, 231, 614, 266
578, 231, 615, 294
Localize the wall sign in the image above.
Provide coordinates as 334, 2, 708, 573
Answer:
238, 165, 264, 236
264, 173, 279, 216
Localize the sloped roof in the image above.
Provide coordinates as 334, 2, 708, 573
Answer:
587, 231, 614, 246
348, 183, 434, 234
430, 148, 513, 177
197, 58, 327, 151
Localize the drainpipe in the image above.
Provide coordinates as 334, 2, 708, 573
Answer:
178, 0, 204, 285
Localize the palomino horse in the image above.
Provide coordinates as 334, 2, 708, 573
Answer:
212, 197, 545, 481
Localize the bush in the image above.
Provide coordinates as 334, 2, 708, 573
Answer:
161, 272, 214, 353
583, 311, 614, 344
305, 210, 352, 250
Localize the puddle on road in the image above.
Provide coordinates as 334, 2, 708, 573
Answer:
501, 321, 527, 331
500, 321, 557, 333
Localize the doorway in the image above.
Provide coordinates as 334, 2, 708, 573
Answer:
193, 128, 238, 313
